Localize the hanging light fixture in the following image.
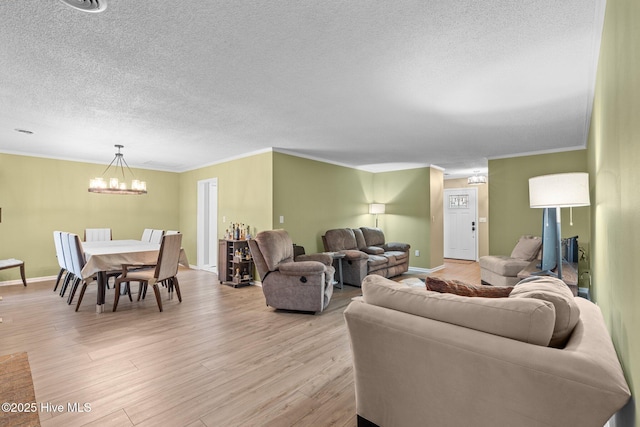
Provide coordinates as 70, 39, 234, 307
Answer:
88, 145, 147, 195
468, 171, 487, 185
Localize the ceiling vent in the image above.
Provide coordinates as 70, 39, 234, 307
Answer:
58, 0, 107, 13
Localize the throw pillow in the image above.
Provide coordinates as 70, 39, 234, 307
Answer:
426, 276, 514, 298
509, 276, 580, 348
510, 235, 542, 261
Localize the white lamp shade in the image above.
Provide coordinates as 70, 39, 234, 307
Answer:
369, 203, 386, 214
529, 173, 590, 208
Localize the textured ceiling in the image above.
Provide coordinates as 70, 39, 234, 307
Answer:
0, 0, 605, 178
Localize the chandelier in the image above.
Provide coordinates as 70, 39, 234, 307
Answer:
467, 171, 487, 185
88, 145, 147, 195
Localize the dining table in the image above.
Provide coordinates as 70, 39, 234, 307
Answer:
81, 239, 189, 313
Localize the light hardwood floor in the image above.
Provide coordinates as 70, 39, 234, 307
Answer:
0, 260, 479, 427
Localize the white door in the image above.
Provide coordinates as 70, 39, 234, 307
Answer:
197, 178, 218, 272
443, 188, 478, 261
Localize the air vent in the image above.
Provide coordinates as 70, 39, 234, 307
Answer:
58, 0, 107, 13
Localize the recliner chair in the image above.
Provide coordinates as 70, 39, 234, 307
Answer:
248, 229, 335, 313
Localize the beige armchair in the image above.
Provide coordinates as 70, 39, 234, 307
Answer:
248, 229, 335, 313
480, 235, 542, 286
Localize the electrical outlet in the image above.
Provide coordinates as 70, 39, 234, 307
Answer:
223, 216, 226, 223
415, 250, 420, 257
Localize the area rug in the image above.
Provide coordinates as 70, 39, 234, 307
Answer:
398, 277, 426, 288
0, 352, 40, 427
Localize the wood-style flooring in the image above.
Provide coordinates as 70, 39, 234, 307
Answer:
0, 260, 479, 427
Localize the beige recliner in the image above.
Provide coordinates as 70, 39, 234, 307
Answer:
480, 235, 542, 286
248, 229, 335, 313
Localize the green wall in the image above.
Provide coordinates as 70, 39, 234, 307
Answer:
0, 153, 179, 281
587, 0, 639, 422
373, 167, 437, 270
272, 153, 374, 253
271, 153, 441, 270
178, 151, 273, 264
488, 150, 591, 269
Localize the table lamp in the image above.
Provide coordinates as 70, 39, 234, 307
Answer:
529, 173, 590, 280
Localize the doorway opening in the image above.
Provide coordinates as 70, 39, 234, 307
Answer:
197, 178, 218, 272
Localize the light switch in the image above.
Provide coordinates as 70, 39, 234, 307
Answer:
279, 216, 284, 224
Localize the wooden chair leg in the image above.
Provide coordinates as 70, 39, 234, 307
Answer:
19, 263, 27, 286
53, 269, 64, 291
75, 282, 87, 312
152, 284, 163, 312
67, 277, 81, 305
60, 273, 73, 297
174, 277, 182, 303
113, 281, 122, 312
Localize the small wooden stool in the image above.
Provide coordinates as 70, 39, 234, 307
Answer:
0, 258, 27, 286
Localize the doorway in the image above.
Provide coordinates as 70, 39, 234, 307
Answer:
197, 178, 218, 272
443, 187, 478, 261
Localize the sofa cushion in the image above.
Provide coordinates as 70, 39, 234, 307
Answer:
385, 250, 408, 262
367, 254, 388, 267
363, 246, 384, 255
510, 235, 542, 261
509, 277, 580, 348
360, 227, 386, 246
324, 228, 358, 252
479, 255, 530, 277
352, 228, 368, 250
426, 276, 513, 297
253, 229, 294, 271
362, 275, 555, 346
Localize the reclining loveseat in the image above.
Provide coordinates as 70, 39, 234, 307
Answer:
322, 227, 410, 286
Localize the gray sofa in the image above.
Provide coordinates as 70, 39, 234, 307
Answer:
322, 227, 410, 286
345, 274, 631, 427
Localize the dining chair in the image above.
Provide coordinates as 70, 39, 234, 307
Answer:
141, 228, 153, 242
52, 231, 69, 292
113, 233, 183, 312
84, 228, 112, 242
66, 233, 97, 305
58, 231, 76, 297
149, 229, 164, 244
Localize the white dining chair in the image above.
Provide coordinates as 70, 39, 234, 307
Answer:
149, 229, 164, 244
84, 228, 112, 242
59, 231, 75, 297
141, 228, 153, 242
53, 231, 69, 292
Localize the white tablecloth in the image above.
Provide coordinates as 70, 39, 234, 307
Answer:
82, 240, 189, 280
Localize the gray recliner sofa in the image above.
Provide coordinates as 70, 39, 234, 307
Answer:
322, 227, 410, 287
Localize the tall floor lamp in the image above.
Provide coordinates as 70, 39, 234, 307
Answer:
369, 203, 385, 228
528, 173, 590, 280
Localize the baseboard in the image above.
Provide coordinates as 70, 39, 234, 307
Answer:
0, 275, 57, 287
408, 265, 444, 274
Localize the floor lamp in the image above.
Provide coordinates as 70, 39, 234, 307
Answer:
529, 173, 590, 280
369, 203, 385, 228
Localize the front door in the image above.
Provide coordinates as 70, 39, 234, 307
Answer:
443, 188, 478, 261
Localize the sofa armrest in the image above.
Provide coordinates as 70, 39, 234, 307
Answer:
278, 261, 326, 276
339, 249, 369, 261
295, 253, 333, 266
382, 242, 410, 252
